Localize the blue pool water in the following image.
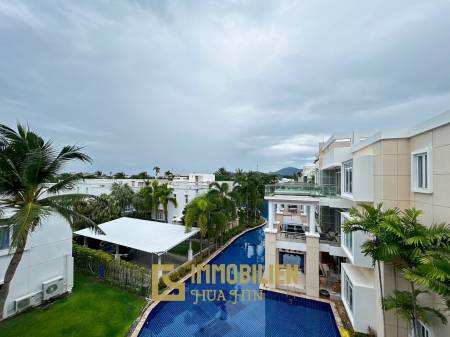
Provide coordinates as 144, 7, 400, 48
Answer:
139, 227, 340, 337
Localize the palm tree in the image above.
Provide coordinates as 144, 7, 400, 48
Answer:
164, 170, 174, 181
113, 172, 126, 179
0, 123, 99, 319
343, 203, 399, 337
383, 289, 447, 334
91, 194, 121, 223
158, 183, 177, 222
140, 180, 161, 220
110, 182, 134, 214
153, 166, 160, 178
382, 209, 450, 335
184, 197, 209, 251
208, 182, 237, 222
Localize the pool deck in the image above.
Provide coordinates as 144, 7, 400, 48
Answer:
128, 222, 267, 337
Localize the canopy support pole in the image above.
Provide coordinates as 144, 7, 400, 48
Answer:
188, 238, 193, 261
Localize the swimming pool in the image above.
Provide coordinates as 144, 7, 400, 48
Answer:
138, 227, 341, 337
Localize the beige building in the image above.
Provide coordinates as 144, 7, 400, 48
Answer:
264, 110, 450, 337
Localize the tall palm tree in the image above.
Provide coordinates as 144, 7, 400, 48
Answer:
158, 183, 177, 222
0, 123, 99, 319
140, 180, 161, 220
153, 166, 160, 178
208, 182, 237, 222
184, 197, 209, 251
343, 203, 399, 337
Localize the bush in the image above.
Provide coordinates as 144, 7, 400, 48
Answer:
73, 244, 151, 296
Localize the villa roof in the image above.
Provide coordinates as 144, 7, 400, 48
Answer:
74, 217, 199, 255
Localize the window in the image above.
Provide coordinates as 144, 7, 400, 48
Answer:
157, 210, 164, 221
344, 231, 353, 251
138, 182, 144, 187
185, 194, 189, 204
343, 160, 353, 194
343, 272, 353, 312
412, 149, 432, 193
0, 226, 10, 251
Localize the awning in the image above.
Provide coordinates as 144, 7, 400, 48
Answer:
74, 217, 199, 255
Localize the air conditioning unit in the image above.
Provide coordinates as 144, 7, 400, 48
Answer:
15, 294, 32, 313
42, 276, 64, 300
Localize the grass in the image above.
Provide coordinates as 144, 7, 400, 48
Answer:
0, 272, 146, 337
169, 239, 200, 256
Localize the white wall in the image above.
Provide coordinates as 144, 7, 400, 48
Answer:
0, 213, 73, 318
353, 155, 374, 202
342, 263, 376, 334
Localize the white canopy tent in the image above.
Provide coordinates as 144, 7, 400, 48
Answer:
75, 217, 200, 277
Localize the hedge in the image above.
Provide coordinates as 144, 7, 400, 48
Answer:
73, 244, 151, 296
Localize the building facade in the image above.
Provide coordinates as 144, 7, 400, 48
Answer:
264, 110, 450, 337
0, 211, 74, 319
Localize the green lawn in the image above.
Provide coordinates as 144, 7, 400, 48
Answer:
0, 272, 146, 337
169, 239, 200, 256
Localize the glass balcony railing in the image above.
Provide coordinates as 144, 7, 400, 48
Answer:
265, 183, 337, 197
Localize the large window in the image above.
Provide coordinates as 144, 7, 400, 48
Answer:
344, 272, 353, 312
412, 149, 432, 193
0, 226, 10, 251
343, 160, 353, 194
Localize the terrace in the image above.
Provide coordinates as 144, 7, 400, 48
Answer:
265, 182, 337, 197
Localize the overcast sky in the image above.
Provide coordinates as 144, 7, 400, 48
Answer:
1, 1, 450, 174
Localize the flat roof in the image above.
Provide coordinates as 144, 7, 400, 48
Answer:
342, 263, 374, 288
74, 217, 199, 255
265, 195, 320, 204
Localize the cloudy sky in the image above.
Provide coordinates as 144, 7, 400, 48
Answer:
1, 1, 450, 174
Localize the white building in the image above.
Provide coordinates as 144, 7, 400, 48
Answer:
52, 173, 222, 224
0, 210, 73, 319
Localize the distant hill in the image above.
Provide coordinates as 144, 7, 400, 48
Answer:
270, 167, 301, 177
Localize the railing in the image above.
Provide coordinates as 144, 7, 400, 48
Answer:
276, 231, 306, 242
265, 183, 337, 197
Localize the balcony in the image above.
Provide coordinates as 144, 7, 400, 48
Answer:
276, 231, 306, 243
265, 183, 337, 197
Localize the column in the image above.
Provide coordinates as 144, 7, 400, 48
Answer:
83, 237, 88, 247
157, 254, 163, 279
305, 232, 320, 297
268, 201, 277, 229
263, 228, 277, 289
188, 238, 193, 261
309, 203, 316, 233
114, 244, 120, 260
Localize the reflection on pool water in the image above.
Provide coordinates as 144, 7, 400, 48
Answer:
138, 227, 341, 337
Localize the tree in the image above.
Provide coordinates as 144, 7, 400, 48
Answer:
384, 290, 447, 334
140, 180, 161, 220
208, 182, 237, 221
110, 182, 134, 214
343, 203, 399, 337
164, 170, 174, 181
184, 197, 209, 251
214, 167, 233, 181
113, 172, 126, 179
153, 166, 160, 178
130, 171, 149, 179
91, 194, 121, 223
382, 209, 450, 335
94, 170, 103, 177
0, 123, 99, 319
158, 183, 177, 222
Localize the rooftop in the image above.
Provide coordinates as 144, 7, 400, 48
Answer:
74, 217, 199, 255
